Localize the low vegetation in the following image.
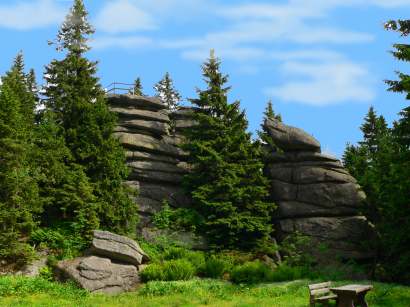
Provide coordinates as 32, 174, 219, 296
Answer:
0, 276, 409, 307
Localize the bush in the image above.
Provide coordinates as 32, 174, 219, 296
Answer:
201, 255, 231, 279
141, 259, 195, 282
270, 264, 308, 282
162, 247, 205, 274
230, 261, 274, 284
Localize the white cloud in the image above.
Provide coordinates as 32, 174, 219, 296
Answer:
0, 0, 65, 30
91, 36, 153, 50
94, 0, 156, 34
266, 61, 376, 106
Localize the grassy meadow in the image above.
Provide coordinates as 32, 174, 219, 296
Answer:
0, 277, 409, 307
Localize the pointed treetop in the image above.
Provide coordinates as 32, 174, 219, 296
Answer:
51, 0, 94, 54
264, 100, 282, 122
131, 77, 144, 96
154, 72, 181, 111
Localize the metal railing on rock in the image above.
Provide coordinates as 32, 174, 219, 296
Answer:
105, 82, 135, 95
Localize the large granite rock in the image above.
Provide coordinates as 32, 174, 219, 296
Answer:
264, 118, 321, 152
108, 94, 167, 111
108, 95, 194, 231
264, 119, 376, 260
89, 230, 149, 266
55, 256, 140, 294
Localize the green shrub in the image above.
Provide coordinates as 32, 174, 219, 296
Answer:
163, 259, 195, 281
141, 259, 196, 282
152, 202, 203, 232
230, 261, 274, 284
162, 247, 205, 274
270, 264, 308, 282
201, 255, 231, 278
140, 263, 165, 282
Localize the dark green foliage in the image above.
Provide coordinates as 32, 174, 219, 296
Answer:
182, 50, 275, 250
0, 54, 41, 264
43, 0, 137, 234
131, 77, 144, 96
141, 259, 196, 282
201, 255, 231, 279
152, 202, 203, 231
154, 72, 181, 111
230, 261, 274, 284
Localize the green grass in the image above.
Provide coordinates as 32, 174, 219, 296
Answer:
0, 276, 409, 307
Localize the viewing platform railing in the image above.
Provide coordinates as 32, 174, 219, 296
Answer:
105, 82, 135, 95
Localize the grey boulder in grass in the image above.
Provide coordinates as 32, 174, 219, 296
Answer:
55, 256, 140, 295
89, 230, 149, 266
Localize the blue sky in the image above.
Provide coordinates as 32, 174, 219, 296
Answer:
0, 0, 409, 157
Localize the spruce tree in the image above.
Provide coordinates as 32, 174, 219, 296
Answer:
130, 77, 144, 96
385, 19, 410, 149
183, 51, 274, 250
43, 0, 137, 234
359, 106, 388, 154
0, 55, 40, 263
154, 72, 181, 111
258, 100, 282, 149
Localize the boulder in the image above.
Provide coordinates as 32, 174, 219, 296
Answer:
108, 94, 166, 111
89, 230, 149, 266
110, 107, 170, 123
264, 118, 321, 152
55, 256, 139, 294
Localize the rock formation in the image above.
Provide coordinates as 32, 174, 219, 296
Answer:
263, 118, 376, 260
55, 231, 147, 294
108, 94, 194, 230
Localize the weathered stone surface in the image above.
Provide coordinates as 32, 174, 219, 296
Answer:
125, 151, 178, 164
90, 230, 149, 266
162, 135, 186, 147
170, 107, 197, 120
15, 254, 48, 277
110, 107, 170, 123
293, 167, 356, 184
275, 201, 359, 218
175, 119, 198, 130
114, 132, 187, 158
108, 94, 166, 111
297, 182, 365, 208
136, 197, 163, 215
264, 118, 321, 152
129, 169, 184, 184
125, 181, 191, 208
128, 161, 189, 174
118, 119, 169, 136
55, 256, 139, 294
270, 180, 298, 201
278, 216, 376, 259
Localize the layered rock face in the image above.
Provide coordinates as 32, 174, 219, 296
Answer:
264, 118, 376, 260
108, 94, 194, 229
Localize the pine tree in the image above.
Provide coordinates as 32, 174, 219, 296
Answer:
183, 51, 275, 250
359, 106, 388, 154
43, 0, 137, 234
385, 19, 410, 149
258, 100, 282, 149
0, 55, 40, 263
154, 72, 181, 111
130, 77, 144, 96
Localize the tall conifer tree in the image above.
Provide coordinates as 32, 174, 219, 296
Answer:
0, 55, 40, 262
183, 51, 274, 250
43, 0, 137, 233
130, 77, 144, 96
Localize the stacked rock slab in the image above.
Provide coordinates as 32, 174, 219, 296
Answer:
264, 118, 376, 260
107, 94, 194, 229
55, 231, 148, 294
